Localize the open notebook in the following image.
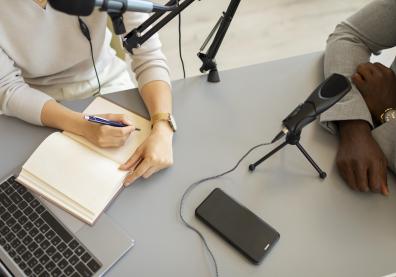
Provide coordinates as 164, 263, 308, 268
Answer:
17, 97, 151, 225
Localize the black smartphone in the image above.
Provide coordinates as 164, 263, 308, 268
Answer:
195, 188, 280, 264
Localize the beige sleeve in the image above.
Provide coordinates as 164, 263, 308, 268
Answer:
0, 47, 52, 126
122, 12, 171, 91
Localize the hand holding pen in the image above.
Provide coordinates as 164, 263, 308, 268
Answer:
82, 114, 140, 148
84, 115, 141, 130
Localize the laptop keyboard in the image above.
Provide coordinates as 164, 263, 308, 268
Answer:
0, 176, 102, 277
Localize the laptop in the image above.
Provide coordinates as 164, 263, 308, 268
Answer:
0, 173, 134, 277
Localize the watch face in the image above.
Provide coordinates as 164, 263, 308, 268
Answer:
384, 110, 396, 122
169, 115, 177, 132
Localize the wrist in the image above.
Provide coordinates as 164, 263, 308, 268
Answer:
72, 113, 91, 136
338, 120, 371, 139
151, 121, 174, 138
42, 100, 88, 135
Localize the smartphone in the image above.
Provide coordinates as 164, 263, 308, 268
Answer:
195, 188, 280, 264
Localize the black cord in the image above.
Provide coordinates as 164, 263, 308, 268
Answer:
88, 39, 101, 95
179, 140, 273, 277
177, 0, 186, 79
78, 17, 101, 95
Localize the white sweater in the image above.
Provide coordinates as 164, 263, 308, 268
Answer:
0, 1, 170, 125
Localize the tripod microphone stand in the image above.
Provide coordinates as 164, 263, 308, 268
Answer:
248, 130, 327, 179
248, 73, 352, 180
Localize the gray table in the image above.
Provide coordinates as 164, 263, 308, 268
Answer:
1, 52, 395, 277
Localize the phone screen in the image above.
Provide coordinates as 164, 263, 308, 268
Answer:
195, 188, 280, 264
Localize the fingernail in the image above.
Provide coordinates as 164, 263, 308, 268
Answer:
381, 185, 389, 196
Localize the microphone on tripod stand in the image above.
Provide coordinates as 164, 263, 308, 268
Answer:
272, 73, 352, 143
249, 73, 352, 179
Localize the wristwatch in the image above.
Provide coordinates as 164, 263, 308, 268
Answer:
380, 108, 396, 124
151, 113, 177, 132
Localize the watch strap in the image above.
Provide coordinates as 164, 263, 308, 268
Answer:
151, 113, 176, 132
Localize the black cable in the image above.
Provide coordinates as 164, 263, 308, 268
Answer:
88, 39, 102, 95
177, 0, 186, 79
179, 140, 273, 277
78, 17, 101, 95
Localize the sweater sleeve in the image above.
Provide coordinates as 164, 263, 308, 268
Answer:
0, 48, 52, 126
320, 0, 396, 134
122, 12, 171, 91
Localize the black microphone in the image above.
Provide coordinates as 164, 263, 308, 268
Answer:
271, 73, 351, 143
48, 0, 177, 16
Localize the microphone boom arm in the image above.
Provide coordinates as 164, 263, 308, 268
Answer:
116, 0, 241, 82
197, 0, 241, 82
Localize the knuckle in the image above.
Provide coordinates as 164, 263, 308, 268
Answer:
357, 63, 368, 71
123, 128, 132, 136
158, 158, 166, 165
146, 155, 157, 163
350, 158, 360, 168
376, 71, 384, 79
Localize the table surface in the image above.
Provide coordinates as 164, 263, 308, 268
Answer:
1, 52, 395, 277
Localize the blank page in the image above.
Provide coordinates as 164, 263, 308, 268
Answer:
65, 97, 151, 165
18, 169, 94, 222
22, 132, 126, 215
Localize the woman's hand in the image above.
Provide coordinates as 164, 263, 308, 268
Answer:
120, 121, 174, 186
81, 114, 136, 148
41, 101, 136, 148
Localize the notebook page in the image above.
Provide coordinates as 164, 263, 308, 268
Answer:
18, 169, 94, 223
22, 132, 126, 215
64, 97, 151, 165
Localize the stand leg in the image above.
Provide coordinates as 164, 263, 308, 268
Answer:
249, 141, 288, 171
295, 142, 327, 179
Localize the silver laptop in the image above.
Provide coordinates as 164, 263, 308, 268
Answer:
0, 173, 134, 277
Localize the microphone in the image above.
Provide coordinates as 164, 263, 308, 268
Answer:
48, 0, 176, 16
271, 73, 351, 143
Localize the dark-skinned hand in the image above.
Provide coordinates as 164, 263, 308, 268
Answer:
352, 62, 396, 124
336, 120, 389, 196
